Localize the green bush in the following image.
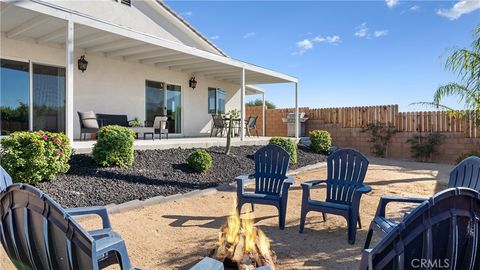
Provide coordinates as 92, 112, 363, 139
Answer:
269, 137, 297, 164
406, 132, 444, 162
455, 151, 480, 164
92, 125, 135, 168
309, 130, 332, 153
0, 131, 72, 184
187, 149, 213, 172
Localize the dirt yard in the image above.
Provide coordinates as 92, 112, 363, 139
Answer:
0, 159, 452, 270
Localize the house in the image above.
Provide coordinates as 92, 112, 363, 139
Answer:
0, 0, 299, 142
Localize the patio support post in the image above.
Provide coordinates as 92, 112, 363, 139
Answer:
262, 92, 266, 136
240, 67, 246, 141
66, 20, 74, 141
295, 82, 299, 139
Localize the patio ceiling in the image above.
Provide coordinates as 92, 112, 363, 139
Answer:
0, 1, 298, 85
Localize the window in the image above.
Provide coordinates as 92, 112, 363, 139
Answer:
0, 59, 30, 135
145, 81, 182, 134
121, 0, 131, 6
208, 87, 225, 115
145, 80, 165, 126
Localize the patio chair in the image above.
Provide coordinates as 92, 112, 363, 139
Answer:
0, 165, 13, 192
210, 114, 227, 137
0, 183, 137, 270
236, 144, 294, 230
153, 115, 169, 139
359, 187, 480, 270
364, 156, 480, 249
246, 115, 259, 137
78, 111, 100, 140
299, 148, 371, 244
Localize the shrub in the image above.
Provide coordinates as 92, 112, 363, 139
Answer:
406, 132, 444, 162
269, 137, 297, 164
0, 131, 72, 184
309, 130, 332, 153
361, 123, 397, 157
455, 151, 480, 164
92, 125, 135, 168
187, 149, 213, 172
128, 118, 143, 127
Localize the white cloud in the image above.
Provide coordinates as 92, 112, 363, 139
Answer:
210, 35, 220, 40
292, 39, 314, 56
181, 11, 193, 17
437, 0, 480, 20
313, 35, 341, 45
410, 5, 420, 11
354, 23, 389, 39
243, 32, 256, 39
386, 0, 399, 8
373, 30, 389, 37
354, 23, 369, 38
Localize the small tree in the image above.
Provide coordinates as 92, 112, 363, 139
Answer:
246, 99, 277, 109
361, 123, 397, 157
225, 109, 240, 155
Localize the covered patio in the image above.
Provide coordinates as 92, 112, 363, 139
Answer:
0, 0, 299, 141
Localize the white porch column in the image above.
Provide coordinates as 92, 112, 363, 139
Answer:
66, 20, 74, 141
295, 82, 299, 139
262, 92, 266, 136
240, 68, 246, 141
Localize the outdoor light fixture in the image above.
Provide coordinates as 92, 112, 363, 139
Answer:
78, 55, 88, 72
189, 76, 197, 89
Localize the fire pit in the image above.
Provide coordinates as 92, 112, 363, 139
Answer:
210, 199, 277, 270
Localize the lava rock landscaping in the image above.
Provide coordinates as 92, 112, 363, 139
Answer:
37, 145, 326, 208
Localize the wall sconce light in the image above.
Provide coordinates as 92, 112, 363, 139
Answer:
78, 55, 88, 72
189, 76, 197, 90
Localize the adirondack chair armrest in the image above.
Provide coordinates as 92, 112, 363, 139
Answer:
283, 177, 295, 186
301, 180, 326, 189
375, 196, 427, 218
65, 206, 112, 229
236, 174, 255, 193
351, 184, 372, 206
355, 184, 372, 194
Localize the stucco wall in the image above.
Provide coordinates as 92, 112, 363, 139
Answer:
1, 37, 241, 139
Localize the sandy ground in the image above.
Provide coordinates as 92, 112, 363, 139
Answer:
0, 159, 452, 270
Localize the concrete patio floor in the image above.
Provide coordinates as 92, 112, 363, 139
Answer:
72, 136, 272, 154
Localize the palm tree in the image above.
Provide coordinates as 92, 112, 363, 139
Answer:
414, 25, 480, 125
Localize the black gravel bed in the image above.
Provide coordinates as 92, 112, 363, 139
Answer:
36, 145, 326, 208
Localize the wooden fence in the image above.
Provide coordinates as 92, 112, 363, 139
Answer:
303, 105, 479, 138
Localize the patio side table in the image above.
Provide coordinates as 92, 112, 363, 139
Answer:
130, 127, 155, 140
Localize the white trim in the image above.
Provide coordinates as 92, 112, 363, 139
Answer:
66, 20, 74, 140
240, 68, 245, 141
295, 82, 299, 139
28, 60, 33, 130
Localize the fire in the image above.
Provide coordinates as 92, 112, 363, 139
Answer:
211, 197, 277, 269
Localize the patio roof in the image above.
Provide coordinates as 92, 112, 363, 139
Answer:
0, 0, 298, 85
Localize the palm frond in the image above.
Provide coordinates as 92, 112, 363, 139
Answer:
433, 83, 479, 109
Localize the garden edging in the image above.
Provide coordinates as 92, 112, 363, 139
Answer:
106, 161, 327, 214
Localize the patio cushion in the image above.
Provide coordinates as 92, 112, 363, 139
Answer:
154, 116, 168, 130
79, 111, 99, 129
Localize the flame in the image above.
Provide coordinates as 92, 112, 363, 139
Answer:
225, 197, 240, 244
243, 212, 255, 253
257, 229, 271, 256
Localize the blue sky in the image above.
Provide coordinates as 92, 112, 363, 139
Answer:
166, 0, 480, 111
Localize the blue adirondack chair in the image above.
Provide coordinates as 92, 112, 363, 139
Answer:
364, 156, 480, 249
359, 187, 480, 270
0, 183, 137, 270
0, 165, 13, 192
299, 148, 371, 244
236, 144, 294, 230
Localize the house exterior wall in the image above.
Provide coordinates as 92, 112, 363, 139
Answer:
50, 0, 221, 55
1, 37, 241, 139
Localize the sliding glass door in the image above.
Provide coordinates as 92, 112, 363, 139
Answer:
0, 59, 30, 135
32, 64, 66, 132
145, 80, 181, 134
0, 58, 66, 135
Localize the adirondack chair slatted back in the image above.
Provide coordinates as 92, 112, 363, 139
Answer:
448, 156, 480, 192
360, 187, 480, 270
0, 184, 96, 270
0, 166, 13, 192
326, 149, 369, 205
254, 145, 290, 196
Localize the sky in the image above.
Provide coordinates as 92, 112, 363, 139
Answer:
166, 0, 480, 111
